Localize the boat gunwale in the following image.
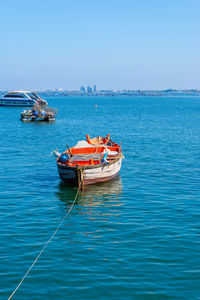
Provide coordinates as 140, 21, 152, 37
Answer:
57, 156, 121, 170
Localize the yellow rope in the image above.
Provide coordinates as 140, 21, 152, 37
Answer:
8, 185, 81, 300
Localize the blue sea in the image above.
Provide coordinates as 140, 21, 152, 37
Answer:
0, 96, 200, 299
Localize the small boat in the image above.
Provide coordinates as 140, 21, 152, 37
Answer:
54, 134, 123, 186
0, 91, 47, 106
21, 105, 56, 122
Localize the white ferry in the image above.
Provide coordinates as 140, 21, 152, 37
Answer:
0, 91, 47, 106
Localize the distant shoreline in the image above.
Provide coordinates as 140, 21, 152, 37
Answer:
39, 90, 200, 97
1, 89, 200, 97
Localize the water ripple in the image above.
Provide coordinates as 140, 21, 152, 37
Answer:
1, 96, 200, 299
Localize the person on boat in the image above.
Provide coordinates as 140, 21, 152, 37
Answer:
32, 109, 39, 116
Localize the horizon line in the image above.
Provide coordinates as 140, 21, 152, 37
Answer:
0, 88, 200, 92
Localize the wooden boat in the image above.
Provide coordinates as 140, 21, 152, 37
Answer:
55, 135, 123, 186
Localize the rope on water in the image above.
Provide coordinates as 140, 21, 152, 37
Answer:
8, 185, 81, 300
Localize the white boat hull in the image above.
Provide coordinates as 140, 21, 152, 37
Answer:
0, 100, 34, 106
57, 158, 122, 186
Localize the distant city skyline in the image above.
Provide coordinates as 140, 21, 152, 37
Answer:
80, 85, 97, 93
1, 86, 200, 93
0, 0, 200, 90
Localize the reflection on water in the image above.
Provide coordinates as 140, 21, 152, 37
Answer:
56, 176, 123, 210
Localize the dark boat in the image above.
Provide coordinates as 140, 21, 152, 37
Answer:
21, 105, 56, 122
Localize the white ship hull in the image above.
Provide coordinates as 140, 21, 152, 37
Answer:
0, 99, 35, 106
0, 91, 47, 107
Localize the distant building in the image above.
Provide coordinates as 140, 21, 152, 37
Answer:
80, 86, 85, 92
94, 85, 96, 92
87, 86, 92, 93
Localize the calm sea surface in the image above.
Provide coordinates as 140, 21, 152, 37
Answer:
0, 96, 200, 299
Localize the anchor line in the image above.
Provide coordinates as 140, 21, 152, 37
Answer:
8, 185, 81, 300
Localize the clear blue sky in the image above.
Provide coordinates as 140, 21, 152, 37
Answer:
0, 0, 199, 90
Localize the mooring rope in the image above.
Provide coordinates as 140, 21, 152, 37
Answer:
8, 185, 81, 300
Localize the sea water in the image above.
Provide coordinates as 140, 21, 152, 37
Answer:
0, 96, 200, 299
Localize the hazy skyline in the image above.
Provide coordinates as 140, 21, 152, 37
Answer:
0, 0, 200, 90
